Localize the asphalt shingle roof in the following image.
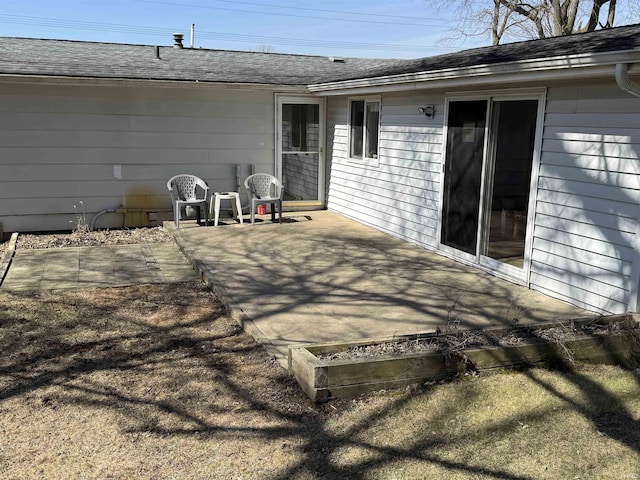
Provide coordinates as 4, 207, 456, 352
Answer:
1, 23, 639, 86
337, 23, 640, 83
0, 37, 401, 85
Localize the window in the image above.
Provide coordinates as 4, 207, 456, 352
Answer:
282, 104, 318, 151
349, 97, 380, 161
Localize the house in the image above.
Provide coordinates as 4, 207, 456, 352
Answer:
1, 25, 639, 315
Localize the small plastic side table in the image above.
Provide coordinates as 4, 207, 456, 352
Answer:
210, 192, 244, 226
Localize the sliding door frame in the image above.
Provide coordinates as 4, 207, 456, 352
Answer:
437, 88, 547, 285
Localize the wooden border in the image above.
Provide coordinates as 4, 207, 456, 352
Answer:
289, 314, 640, 402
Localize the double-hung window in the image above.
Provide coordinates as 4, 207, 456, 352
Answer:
348, 97, 380, 163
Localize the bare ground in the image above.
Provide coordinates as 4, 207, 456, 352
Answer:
1, 281, 639, 479
16, 226, 173, 250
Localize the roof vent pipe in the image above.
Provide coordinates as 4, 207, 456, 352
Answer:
173, 32, 184, 49
615, 63, 640, 97
190, 23, 195, 48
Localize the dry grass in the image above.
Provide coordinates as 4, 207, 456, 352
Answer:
0, 282, 639, 479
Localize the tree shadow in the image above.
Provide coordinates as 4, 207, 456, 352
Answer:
1, 278, 638, 478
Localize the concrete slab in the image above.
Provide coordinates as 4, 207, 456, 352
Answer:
168, 211, 591, 364
1, 242, 197, 291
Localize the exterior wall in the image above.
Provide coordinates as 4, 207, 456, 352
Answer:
532, 80, 640, 314
327, 92, 445, 248
326, 81, 640, 315
0, 81, 277, 232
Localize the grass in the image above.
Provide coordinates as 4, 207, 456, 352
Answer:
0, 281, 639, 479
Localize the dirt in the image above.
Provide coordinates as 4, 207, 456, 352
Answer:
318, 317, 640, 362
16, 226, 173, 250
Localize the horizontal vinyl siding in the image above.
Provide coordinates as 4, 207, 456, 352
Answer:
326, 92, 444, 249
0, 83, 275, 231
532, 81, 640, 314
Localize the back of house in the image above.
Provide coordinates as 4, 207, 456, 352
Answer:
0, 25, 639, 315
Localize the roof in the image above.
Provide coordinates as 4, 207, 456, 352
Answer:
0, 37, 400, 86
1, 24, 639, 86
334, 23, 640, 83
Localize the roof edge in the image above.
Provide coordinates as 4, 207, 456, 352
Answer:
309, 48, 640, 93
0, 74, 311, 92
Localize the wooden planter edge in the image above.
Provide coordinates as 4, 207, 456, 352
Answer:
288, 314, 640, 402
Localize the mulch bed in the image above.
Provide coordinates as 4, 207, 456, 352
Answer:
16, 226, 173, 250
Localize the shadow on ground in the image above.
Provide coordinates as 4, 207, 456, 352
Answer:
0, 281, 638, 479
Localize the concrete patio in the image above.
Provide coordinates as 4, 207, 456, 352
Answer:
168, 210, 590, 364
1, 243, 197, 291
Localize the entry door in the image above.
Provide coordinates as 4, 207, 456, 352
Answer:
440, 96, 541, 280
276, 96, 324, 203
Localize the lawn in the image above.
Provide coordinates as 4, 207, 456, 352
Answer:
0, 281, 638, 479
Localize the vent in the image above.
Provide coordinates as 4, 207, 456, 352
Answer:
329, 57, 345, 63
173, 33, 184, 49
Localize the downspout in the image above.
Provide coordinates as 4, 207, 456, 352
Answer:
615, 63, 640, 97
90, 208, 117, 231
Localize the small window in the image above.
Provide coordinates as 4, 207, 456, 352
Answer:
349, 97, 380, 161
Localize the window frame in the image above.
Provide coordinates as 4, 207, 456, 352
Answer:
347, 96, 381, 166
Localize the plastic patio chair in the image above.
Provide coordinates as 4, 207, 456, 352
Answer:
167, 174, 210, 228
244, 173, 283, 225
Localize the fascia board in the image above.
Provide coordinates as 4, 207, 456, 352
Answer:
309, 65, 616, 97
0, 74, 310, 92
308, 49, 640, 94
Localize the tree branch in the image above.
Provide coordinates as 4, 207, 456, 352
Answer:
605, 0, 616, 28
492, 0, 501, 44
431, 0, 620, 46
564, 0, 580, 33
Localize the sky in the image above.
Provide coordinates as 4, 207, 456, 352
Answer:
0, 0, 636, 59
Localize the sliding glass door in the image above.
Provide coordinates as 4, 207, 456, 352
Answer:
480, 100, 538, 270
440, 94, 542, 280
441, 100, 487, 257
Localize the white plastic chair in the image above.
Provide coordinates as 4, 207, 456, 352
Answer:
244, 173, 283, 225
167, 174, 210, 228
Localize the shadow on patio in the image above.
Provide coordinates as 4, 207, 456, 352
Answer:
167, 211, 589, 365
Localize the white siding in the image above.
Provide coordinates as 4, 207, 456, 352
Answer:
532, 81, 640, 314
326, 81, 639, 315
0, 82, 276, 231
326, 92, 444, 249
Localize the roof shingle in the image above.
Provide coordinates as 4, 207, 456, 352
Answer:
0, 37, 401, 85
1, 23, 639, 86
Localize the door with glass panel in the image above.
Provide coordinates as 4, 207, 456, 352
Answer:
277, 96, 324, 203
440, 96, 541, 280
